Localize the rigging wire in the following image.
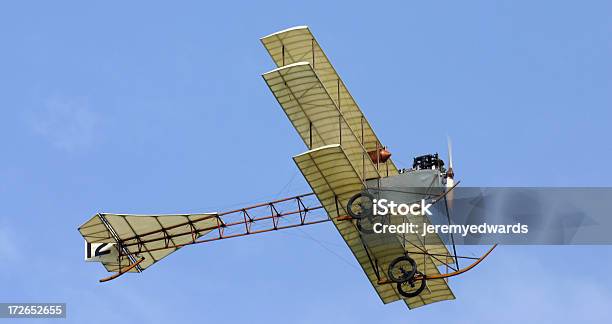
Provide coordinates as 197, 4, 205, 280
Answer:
195, 170, 304, 212
275, 216, 361, 271
270, 175, 360, 271
274, 170, 299, 198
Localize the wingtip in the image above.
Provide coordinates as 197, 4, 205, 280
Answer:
260, 25, 310, 41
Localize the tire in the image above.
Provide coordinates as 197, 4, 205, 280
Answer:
387, 256, 417, 283
356, 217, 375, 234
346, 192, 374, 219
397, 271, 426, 298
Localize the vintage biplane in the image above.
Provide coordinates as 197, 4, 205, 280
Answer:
79, 26, 496, 310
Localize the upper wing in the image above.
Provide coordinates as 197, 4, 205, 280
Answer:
261, 26, 398, 177
263, 62, 388, 180
79, 213, 220, 272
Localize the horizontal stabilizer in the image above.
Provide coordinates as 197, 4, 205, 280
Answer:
79, 213, 220, 273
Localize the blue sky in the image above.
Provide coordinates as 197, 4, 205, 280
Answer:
1, 1, 611, 323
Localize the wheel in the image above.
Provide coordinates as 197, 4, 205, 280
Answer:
356, 213, 387, 234
356, 217, 375, 234
346, 192, 374, 219
387, 256, 417, 283
397, 271, 426, 298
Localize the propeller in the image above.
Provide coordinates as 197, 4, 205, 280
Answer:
446, 136, 455, 182
445, 136, 455, 208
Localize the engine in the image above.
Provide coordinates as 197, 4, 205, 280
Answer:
412, 153, 445, 171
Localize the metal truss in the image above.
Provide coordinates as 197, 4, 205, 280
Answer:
119, 193, 330, 256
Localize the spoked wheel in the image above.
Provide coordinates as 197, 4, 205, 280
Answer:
387, 255, 417, 283
356, 212, 388, 234
356, 216, 376, 234
346, 192, 374, 220
397, 271, 426, 298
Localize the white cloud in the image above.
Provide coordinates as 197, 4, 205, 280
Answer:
28, 96, 98, 151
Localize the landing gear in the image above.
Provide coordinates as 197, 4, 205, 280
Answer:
388, 256, 426, 298
355, 212, 387, 234
397, 271, 426, 298
346, 192, 374, 220
387, 255, 417, 283
348, 192, 382, 234
356, 217, 375, 234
